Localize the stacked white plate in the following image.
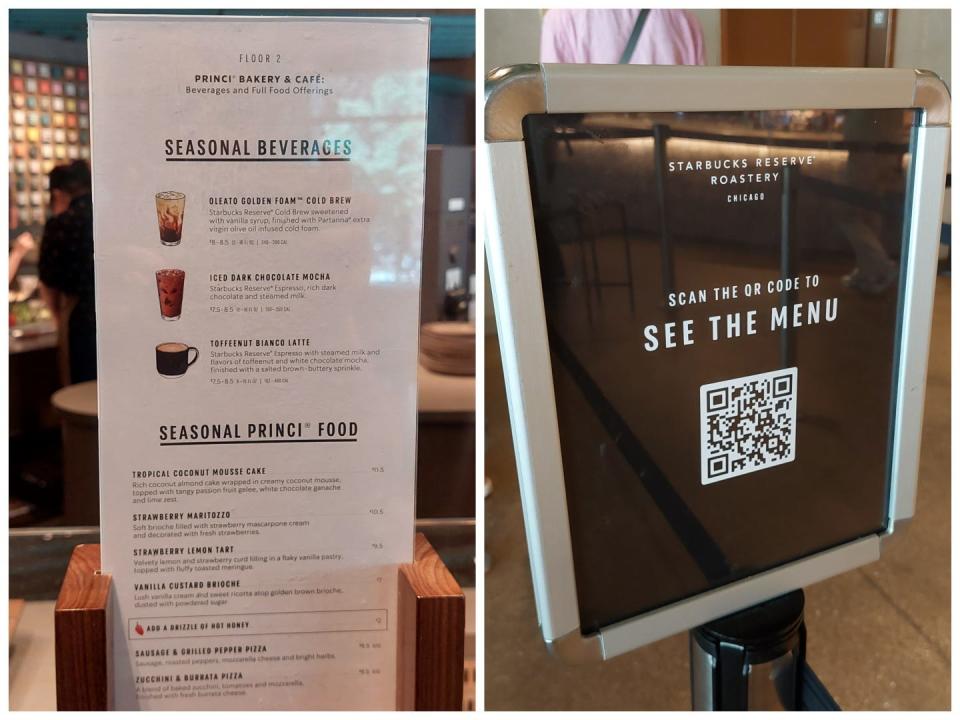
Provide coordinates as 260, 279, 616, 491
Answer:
420, 322, 475, 376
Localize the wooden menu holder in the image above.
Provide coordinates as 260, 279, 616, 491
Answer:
55, 534, 465, 711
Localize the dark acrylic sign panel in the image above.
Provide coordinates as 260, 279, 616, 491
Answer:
522, 108, 918, 634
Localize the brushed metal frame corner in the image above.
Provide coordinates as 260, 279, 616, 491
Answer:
913, 69, 951, 127
485, 64, 546, 143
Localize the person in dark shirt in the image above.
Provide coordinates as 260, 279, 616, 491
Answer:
38, 160, 96, 384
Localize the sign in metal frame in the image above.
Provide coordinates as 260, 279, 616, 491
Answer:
484, 64, 949, 662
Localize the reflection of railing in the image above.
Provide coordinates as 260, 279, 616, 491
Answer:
538, 124, 678, 318
780, 166, 798, 369
653, 124, 676, 299
538, 198, 637, 325
577, 197, 636, 314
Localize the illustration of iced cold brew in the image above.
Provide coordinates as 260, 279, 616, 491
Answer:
156, 268, 185, 320
155, 190, 185, 246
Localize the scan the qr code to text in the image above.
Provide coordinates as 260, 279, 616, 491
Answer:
699, 368, 798, 485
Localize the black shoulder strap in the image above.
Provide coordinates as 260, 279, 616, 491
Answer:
619, 9, 651, 64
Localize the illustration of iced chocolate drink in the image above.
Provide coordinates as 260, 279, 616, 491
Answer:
156, 269, 185, 320
155, 191, 185, 246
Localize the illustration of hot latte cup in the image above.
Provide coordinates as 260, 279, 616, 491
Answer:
156, 342, 198, 378
156, 269, 185, 320
155, 191, 186, 246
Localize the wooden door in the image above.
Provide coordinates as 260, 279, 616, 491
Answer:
722, 10, 793, 66
722, 9, 893, 67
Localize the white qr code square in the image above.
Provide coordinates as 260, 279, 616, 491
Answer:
700, 368, 797, 485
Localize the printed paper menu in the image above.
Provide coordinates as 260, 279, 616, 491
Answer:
88, 15, 429, 710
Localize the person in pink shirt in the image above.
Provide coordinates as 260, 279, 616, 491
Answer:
541, 9, 706, 65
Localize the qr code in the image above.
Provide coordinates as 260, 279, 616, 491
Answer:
700, 368, 797, 485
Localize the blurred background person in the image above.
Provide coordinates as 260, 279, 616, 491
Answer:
38, 160, 96, 384
9, 193, 37, 286
540, 9, 705, 65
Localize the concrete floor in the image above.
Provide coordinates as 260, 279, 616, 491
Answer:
484, 277, 950, 711
9, 601, 57, 711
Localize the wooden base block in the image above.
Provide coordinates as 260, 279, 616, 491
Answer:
397, 534, 466, 710
54, 544, 111, 710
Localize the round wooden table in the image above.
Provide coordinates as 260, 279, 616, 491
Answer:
50, 381, 99, 525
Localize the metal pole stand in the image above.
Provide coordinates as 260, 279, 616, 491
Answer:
690, 590, 839, 711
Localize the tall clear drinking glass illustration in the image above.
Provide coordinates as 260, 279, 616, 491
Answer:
155, 190, 185, 246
